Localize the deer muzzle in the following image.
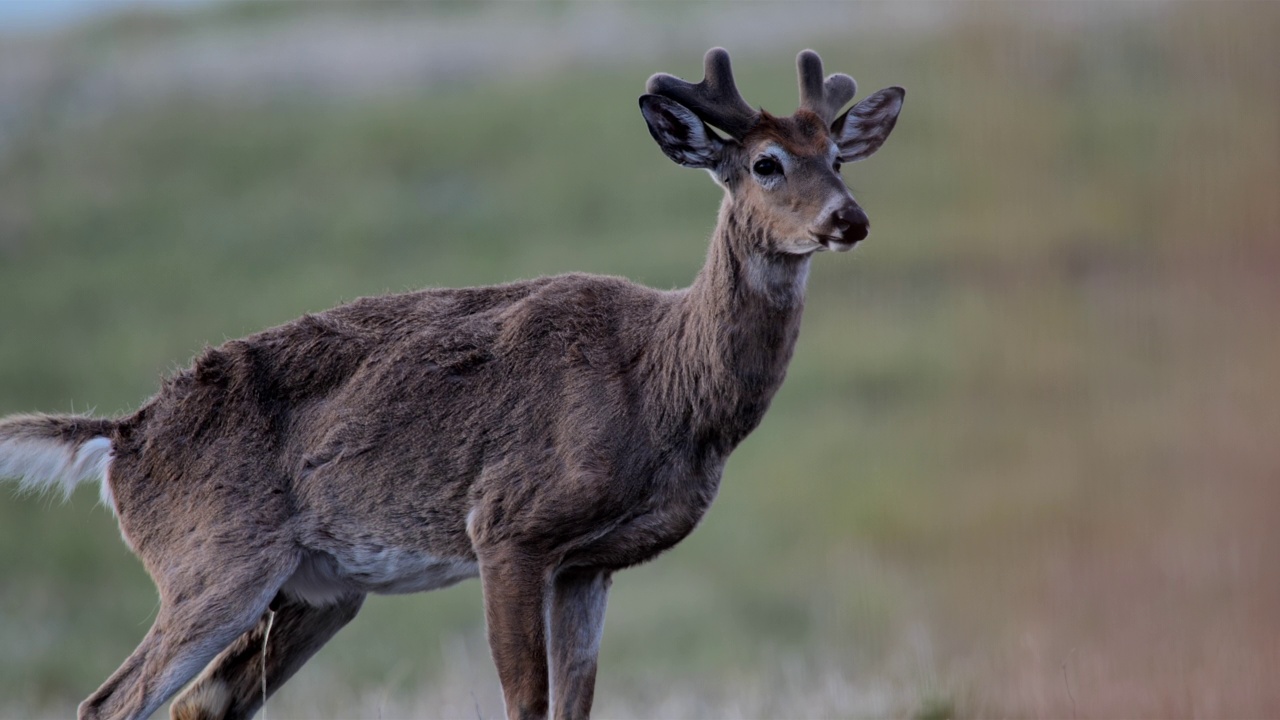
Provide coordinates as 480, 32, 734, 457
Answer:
815, 203, 870, 251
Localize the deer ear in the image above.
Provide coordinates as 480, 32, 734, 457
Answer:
640, 94, 726, 169
832, 86, 904, 163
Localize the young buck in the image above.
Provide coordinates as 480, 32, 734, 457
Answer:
0, 48, 902, 720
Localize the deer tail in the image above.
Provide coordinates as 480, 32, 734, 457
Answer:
0, 413, 118, 503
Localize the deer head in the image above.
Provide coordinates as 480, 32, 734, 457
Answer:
641, 48, 904, 254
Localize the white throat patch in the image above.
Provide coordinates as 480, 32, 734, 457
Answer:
745, 254, 812, 307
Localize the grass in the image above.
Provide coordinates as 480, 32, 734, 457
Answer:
2, 2, 1279, 717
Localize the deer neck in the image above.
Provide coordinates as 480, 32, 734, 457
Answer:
649, 196, 811, 455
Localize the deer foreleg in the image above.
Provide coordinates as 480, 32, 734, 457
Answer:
548, 568, 611, 720
481, 556, 552, 720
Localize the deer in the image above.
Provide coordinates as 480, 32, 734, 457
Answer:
0, 48, 902, 720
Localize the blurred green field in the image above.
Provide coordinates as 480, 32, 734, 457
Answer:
2, 3, 1279, 718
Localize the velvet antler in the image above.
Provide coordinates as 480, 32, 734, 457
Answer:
646, 47, 759, 139
796, 49, 857, 126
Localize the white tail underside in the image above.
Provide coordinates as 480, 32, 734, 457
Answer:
0, 435, 114, 509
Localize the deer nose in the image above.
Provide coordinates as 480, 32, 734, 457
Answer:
833, 205, 870, 242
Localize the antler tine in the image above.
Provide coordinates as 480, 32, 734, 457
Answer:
797, 49, 857, 126
646, 47, 759, 139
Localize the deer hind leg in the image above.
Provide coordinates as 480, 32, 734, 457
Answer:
548, 568, 611, 720
77, 553, 299, 720
169, 592, 364, 720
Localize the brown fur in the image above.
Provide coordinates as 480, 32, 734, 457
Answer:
0, 48, 903, 720
752, 109, 832, 155
171, 594, 363, 720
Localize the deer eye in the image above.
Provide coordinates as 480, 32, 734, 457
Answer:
752, 158, 780, 177
832, 160, 843, 172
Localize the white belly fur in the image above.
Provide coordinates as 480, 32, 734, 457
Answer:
283, 545, 479, 606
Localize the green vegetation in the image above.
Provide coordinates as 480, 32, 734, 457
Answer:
2, 3, 1278, 717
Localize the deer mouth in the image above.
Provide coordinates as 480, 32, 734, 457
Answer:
813, 234, 858, 252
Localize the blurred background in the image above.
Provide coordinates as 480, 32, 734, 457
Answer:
1, 1, 1277, 718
